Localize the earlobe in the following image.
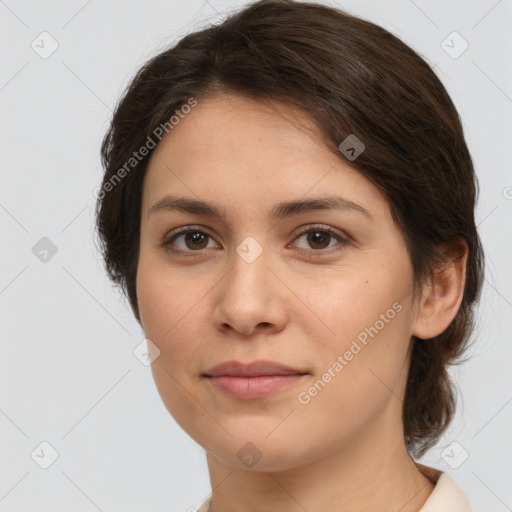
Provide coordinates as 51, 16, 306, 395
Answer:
411, 240, 468, 340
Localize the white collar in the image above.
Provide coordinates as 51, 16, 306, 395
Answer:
419, 471, 473, 511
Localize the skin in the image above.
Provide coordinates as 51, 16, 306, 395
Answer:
136, 94, 467, 512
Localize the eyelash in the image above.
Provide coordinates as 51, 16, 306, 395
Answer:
161, 224, 350, 258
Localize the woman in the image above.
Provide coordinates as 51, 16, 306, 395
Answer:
95, 0, 484, 510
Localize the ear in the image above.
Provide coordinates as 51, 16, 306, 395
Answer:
411, 239, 468, 340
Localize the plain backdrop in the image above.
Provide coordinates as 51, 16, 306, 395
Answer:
1, 0, 511, 510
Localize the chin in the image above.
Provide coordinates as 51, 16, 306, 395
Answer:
201, 432, 314, 473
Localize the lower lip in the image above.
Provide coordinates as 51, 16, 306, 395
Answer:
206, 374, 306, 399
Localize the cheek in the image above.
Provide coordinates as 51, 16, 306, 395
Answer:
295, 264, 409, 348
136, 256, 203, 363
296, 268, 413, 407
295, 316, 411, 446
137, 261, 210, 429
137, 247, 190, 328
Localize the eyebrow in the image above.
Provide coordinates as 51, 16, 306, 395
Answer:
148, 194, 373, 221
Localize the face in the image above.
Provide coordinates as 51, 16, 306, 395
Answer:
136, 94, 422, 472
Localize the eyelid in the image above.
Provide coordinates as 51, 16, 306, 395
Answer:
291, 223, 348, 241
164, 224, 214, 240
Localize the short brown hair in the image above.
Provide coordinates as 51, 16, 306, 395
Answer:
95, 0, 484, 458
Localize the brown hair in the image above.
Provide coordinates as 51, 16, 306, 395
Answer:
95, 0, 484, 458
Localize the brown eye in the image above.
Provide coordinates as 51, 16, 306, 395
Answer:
182, 232, 209, 250
306, 230, 332, 250
292, 225, 348, 253
162, 227, 217, 254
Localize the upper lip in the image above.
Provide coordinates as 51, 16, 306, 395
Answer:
203, 360, 308, 377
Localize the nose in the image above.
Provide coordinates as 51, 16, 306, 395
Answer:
211, 242, 289, 337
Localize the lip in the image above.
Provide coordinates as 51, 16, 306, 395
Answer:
203, 360, 308, 399
204, 360, 307, 377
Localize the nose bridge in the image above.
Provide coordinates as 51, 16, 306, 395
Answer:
211, 232, 284, 334
229, 234, 270, 291
235, 234, 266, 267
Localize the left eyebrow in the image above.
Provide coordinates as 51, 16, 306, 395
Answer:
148, 194, 373, 221
270, 195, 373, 221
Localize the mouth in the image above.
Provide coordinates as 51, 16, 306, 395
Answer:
203, 360, 309, 399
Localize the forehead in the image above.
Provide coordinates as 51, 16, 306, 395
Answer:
152, 94, 330, 162
142, 94, 390, 223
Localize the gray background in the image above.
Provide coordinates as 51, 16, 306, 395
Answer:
1, 0, 511, 510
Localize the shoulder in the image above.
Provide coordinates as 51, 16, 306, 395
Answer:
416, 462, 473, 512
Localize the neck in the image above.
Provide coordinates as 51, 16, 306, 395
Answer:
204, 413, 435, 512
